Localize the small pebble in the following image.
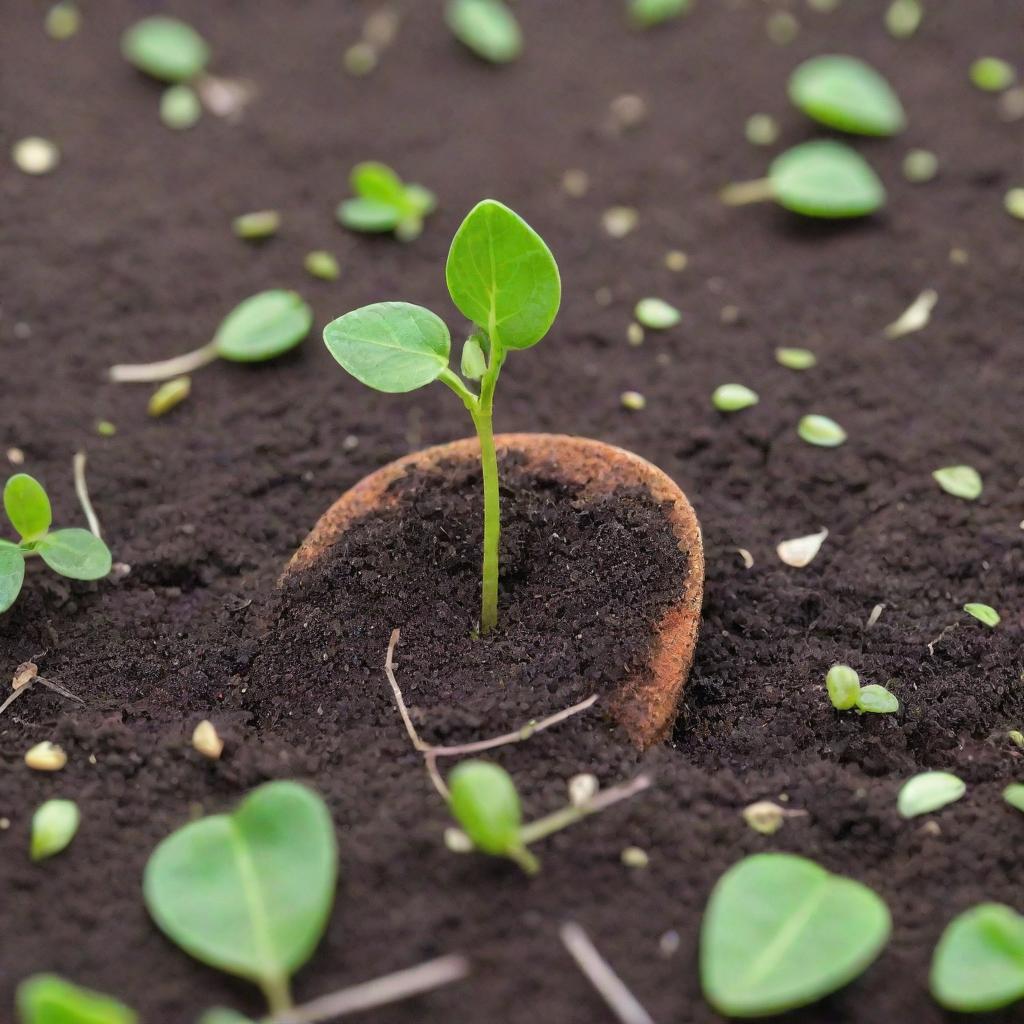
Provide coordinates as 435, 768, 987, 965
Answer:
998, 86, 1024, 121
608, 93, 648, 132
621, 846, 650, 869
7, 448, 25, 465
568, 773, 599, 807
192, 719, 224, 760
12, 137, 59, 175
602, 206, 638, 238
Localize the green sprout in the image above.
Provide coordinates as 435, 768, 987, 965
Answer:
931, 903, 1024, 1011
964, 602, 1000, 627
336, 162, 437, 241
323, 199, 561, 634
45, 2, 81, 42
304, 250, 341, 281
232, 209, 280, 241
712, 383, 758, 413
1004, 784, 1024, 814
159, 83, 202, 130
17, 974, 136, 1024
143, 781, 337, 1016
700, 853, 891, 1017
628, 0, 691, 29
721, 140, 886, 218
885, 0, 923, 39
789, 55, 906, 136
970, 57, 1016, 92
1, 474, 112, 614
30, 798, 80, 861
108, 290, 313, 384
932, 464, 982, 500
775, 346, 817, 370
446, 0, 522, 64
897, 770, 966, 818
825, 664, 898, 714
798, 413, 847, 447
634, 297, 680, 329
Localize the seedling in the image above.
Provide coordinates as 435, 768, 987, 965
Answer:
970, 57, 1016, 92
30, 798, 80, 861
629, 0, 691, 28
963, 602, 999, 627
712, 383, 758, 413
634, 297, 680, 329
897, 770, 966, 818
700, 853, 891, 1016
789, 55, 906, 136
825, 664, 899, 714
885, 0, 923, 39
17, 974, 136, 1024
798, 413, 847, 447
775, 346, 817, 370
721, 140, 885, 218
931, 903, 1024, 1011
1, 474, 112, 614
446, 0, 522, 64
336, 162, 437, 241
324, 200, 561, 634
932, 464, 982, 500
108, 290, 312, 384
1004, 783, 1024, 814
160, 84, 202, 130
143, 781, 337, 1015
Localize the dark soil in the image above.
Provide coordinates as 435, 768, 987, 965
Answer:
2, 1, 1023, 1022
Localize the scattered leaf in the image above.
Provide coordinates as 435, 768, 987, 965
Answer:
789, 55, 906, 136
897, 771, 966, 818
775, 346, 817, 370
712, 383, 759, 412
160, 84, 202, 130
121, 16, 210, 83
629, 0, 691, 28
932, 464, 982, 500
856, 683, 899, 714
304, 250, 340, 281
798, 414, 847, 447
36, 529, 112, 580
634, 297, 680, 330
884, 288, 937, 339
826, 664, 860, 710
970, 57, 1016, 92
777, 527, 828, 568
232, 210, 280, 241
964, 602, 1000, 627
17, 974, 137, 1024
1003, 784, 1024, 814
31, 798, 80, 861
771, 140, 885, 217
448, 760, 528, 858
885, 0, 923, 38
214, 290, 313, 362
446, 0, 522, 64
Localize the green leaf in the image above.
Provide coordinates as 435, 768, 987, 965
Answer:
826, 664, 860, 710
31, 798, 80, 861
634, 297, 681, 330
448, 760, 523, 855
970, 57, 1016, 93
36, 529, 112, 581
1003, 784, 1024, 814
701, 853, 890, 1017
931, 904, 1024, 1012
143, 781, 337, 1004
121, 16, 210, 83
460, 335, 488, 380
336, 197, 401, 233
797, 413, 847, 447
712, 383, 759, 413
775, 346, 817, 370
160, 84, 202, 131
789, 55, 906, 136
446, 0, 522, 64
16, 973, 137, 1024
0, 542, 26, 614
770, 141, 886, 218
964, 602, 1000, 627
932, 464, 982, 500
351, 161, 409, 210
4, 474, 52, 541
446, 199, 561, 350
856, 683, 899, 714
323, 302, 451, 393
897, 771, 965, 818
629, 0, 691, 29
213, 291, 313, 363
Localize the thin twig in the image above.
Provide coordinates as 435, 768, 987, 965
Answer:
384, 628, 429, 752
272, 954, 471, 1024
519, 775, 652, 846
0, 675, 82, 718
73, 451, 102, 538
559, 922, 656, 1024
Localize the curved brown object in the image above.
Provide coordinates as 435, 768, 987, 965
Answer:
285, 434, 704, 749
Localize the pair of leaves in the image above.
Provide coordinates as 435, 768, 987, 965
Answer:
789, 55, 906, 136
446, 0, 522, 64
324, 199, 560, 393
121, 16, 210, 83
17, 974, 136, 1024
143, 781, 337, 1012
2, 475, 112, 614
701, 853, 891, 1016
337, 163, 437, 241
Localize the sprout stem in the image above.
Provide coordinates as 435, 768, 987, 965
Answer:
719, 177, 776, 206
108, 341, 219, 383
272, 954, 470, 1024
73, 451, 102, 538
559, 922, 655, 1024
472, 346, 505, 634
262, 975, 294, 1016
519, 774, 652, 845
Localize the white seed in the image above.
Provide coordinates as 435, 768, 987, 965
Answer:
884, 288, 937, 339
775, 346, 817, 370
25, 741, 67, 772
659, 930, 680, 956
712, 383, 759, 412
12, 137, 60, 175
7, 448, 25, 465
742, 800, 786, 835
1004, 188, 1024, 221
568, 773, 599, 807
444, 827, 473, 853
737, 548, 754, 569
776, 527, 828, 568
797, 414, 847, 447
195, 75, 256, 120
634, 297, 680, 330
620, 845, 649, 868
626, 322, 645, 346
192, 719, 224, 760
364, 8, 401, 48
602, 206, 638, 238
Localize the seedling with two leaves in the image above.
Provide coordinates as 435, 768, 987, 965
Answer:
1, 475, 111, 614
825, 664, 898, 714
337, 162, 437, 241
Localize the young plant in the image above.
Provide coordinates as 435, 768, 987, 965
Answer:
30, 797, 80, 861
324, 200, 561, 634
143, 781, 337, 1016
336, 162, 437, 241
17, 974, 136, 1024
446, 0, 522, 64
1, 474, 112, 614
897, 770, 966, 818
700, 853, 891, 1017
789, 55, 906, 136
108, 290, 312, 384
721, 140, 886, 218
825, 664, 899, 714
932, 463, 982, 500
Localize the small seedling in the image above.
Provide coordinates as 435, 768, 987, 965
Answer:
931, 903, 1024, 1011
1004, 783, 1024, 814
964, 602, 1000, 627
12, 137, 59, 176
825, 664, 898, 714
143, 781, 337, 1015
634, 297, 680, 329
897, 770, 965, 818
789, 55, 906, 136
629, 0, 691, 28
324, 200, 561, 633
712, 383, 758, 413
108, 290, 312, 384
304, 250, 341, 281
932, 464, 982, 500
232, 209, 280, 241
700, 853, 891, 1017
17, 974, 136, 1024
160, 84, 201, 130
121, 16, 210, 83
775, 346, 817, 370
30, 798, 80, 861
776, 527, 828, 568
970, 57, 1016, 92
1, 474, 112, 613
798, 414, 846, 447
446, 0, 522, 64
721, 140, 885, 218
337, 162, 437, 241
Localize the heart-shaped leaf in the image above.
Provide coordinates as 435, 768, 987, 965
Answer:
36, 529, 112, 581
143, 782, 337, 1009
931, 903, 1024, 1012
213, 291, 313, 363
0, 542, 26, 613
17, 973, 137, 1024
4, 474, 52, 541
446, 200, 561, 350
789, 55, 906, 136
770, 141, 886, 218
700, 852, 891, 1017
324, 302, 451, 393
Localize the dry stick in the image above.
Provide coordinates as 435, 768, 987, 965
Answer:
0, 674, 83, 718
559, 922, 656, 1024
272, 954, 470, 1024
73, 451, 102, 538
385, 628, 598, 799
519, 774, 651, 845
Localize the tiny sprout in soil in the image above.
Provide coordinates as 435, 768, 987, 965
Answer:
970, 57, 1016, 93
446, 0, 522, 64
45, 2, 81, 42
932, 464, 982, 500
701, 853, 891, 1017
634, 297, 680, 329
232, 209, 280, 241
337, 161, 437, 241
17, 974, 137, 1024
897, 770, 966, 818
109, 290, 312, 384
323, 199, 561, 634
1004, 784, 1024, 815
160, 83, 202, 130
721, 140, 885, 218
1, 473, 112, 614
629, 0, 691, 29
30, 798, 80, 861
776, 346, 817, 370
826, 664, 898, 714
712, 383, 758, 413
121, 16, 210, 84
964, 602, 1000, 627
886, 0, 923, 38
789, 55, 906, 136
798, 413, 847, 447
304, 250, 340, 281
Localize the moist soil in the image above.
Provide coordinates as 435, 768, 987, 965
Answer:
2, 1, 1023, 1022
